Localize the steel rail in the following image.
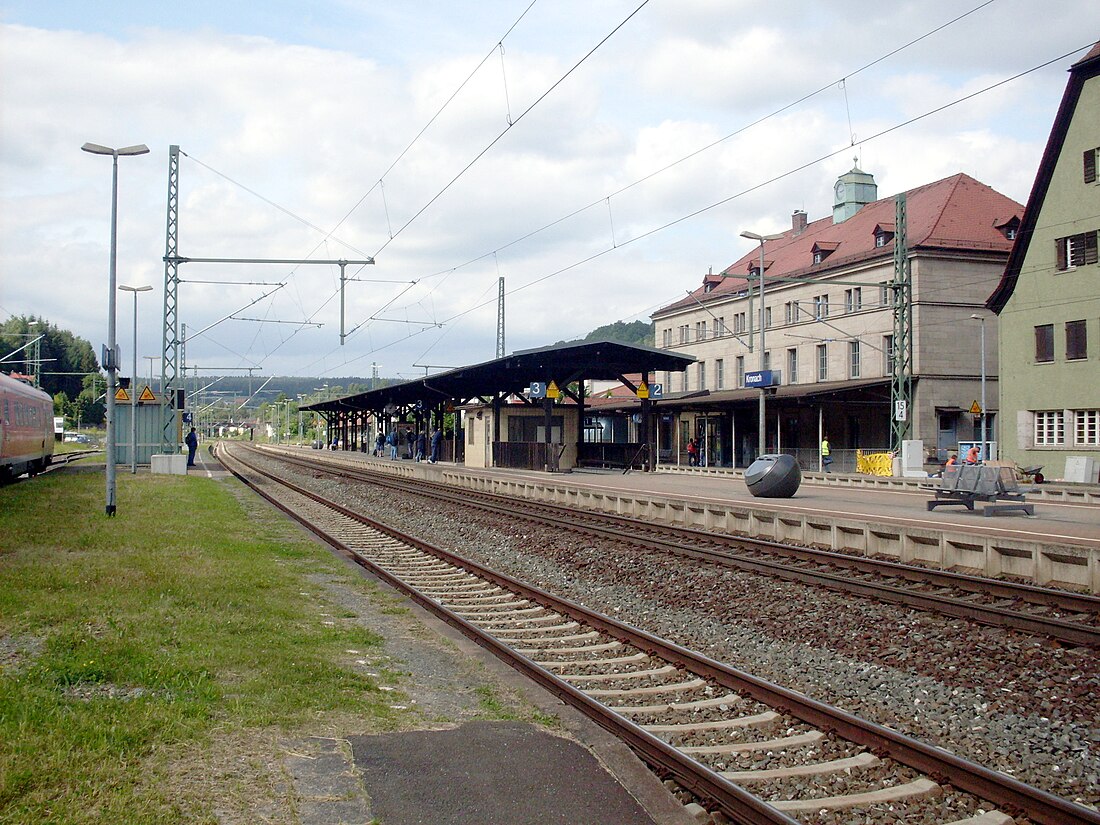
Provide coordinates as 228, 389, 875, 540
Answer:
256, 445, 1100, 646
223, 444, 1100, 825
215, 444, 796, 825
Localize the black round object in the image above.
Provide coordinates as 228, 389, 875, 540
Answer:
745, 453, 802, 498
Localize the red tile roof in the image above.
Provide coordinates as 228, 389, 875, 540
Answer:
656, 173, 1023, 317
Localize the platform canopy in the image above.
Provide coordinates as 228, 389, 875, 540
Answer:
302, 341, 695, 414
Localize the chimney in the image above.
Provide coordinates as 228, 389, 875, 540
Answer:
792, 210, 807, 235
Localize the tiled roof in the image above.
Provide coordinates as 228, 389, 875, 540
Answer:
655, 173, 1023, 317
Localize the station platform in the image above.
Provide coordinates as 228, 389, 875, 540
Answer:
296, 446, 1100, 594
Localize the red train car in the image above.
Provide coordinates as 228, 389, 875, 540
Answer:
0, 372, 55, 481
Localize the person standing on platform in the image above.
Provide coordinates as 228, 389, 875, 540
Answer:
415, 430, 427, 462
185, 427, 198, 467
429, 426, 443, 463
405, 426, 415, 459
375, 432, 385, 457
820, 435, 832, 472
686, 438, 698, 466
965, 444, 981, 464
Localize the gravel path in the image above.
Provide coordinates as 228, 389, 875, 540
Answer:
260, 453, 1100, 811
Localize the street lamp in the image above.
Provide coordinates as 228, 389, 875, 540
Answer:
82, 141, 150, 516
970, 313, 987, 459
740, 230, 785, 458
119, 285, 153, 474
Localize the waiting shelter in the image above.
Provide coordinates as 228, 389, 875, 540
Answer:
301, 341, 694, 472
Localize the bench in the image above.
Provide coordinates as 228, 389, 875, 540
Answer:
927, 465, 1034, 517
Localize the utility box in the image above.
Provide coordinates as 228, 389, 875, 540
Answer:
1064, 456, 1099, 484
901, 439, 927, 478
151, 454, 188, 475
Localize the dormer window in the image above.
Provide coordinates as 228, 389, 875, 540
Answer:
995, 215, 1021, 241
811, 242, 839, 265
872, 223, 895, 248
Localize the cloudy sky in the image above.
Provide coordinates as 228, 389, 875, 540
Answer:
2, 1, 1097, 385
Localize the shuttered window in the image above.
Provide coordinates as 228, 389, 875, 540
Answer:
1035, 324, 1054, 362
1086, 148, 1098, 184
1066, 319, 1087, 360
1056, 231, 1099, 270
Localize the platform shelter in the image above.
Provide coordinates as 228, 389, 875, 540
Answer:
301, 342, 694, 472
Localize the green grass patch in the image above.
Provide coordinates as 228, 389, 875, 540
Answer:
0, 469, 404, 823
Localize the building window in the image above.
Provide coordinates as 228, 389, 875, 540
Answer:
1076, 409, 1100, 445
813, 295, 829, 319
880, 281, 891, 307
1056, 231, 1099, 270
787, 348, 798, 384
763, 351, 771, 371
764, 307, 772, 328
1035, 324, 1054, 362
816, 343, 828, 381
679, 325, 689, 344
883, 334, 896, 376
736, 356, 745, 388
784, 301, 794, 324
733, 312, 747, 334
844, 287, 862, 313
662, 328, 672, 348
664, 371, 671, 391
698, 361, 706, 390
874, 231, 892, 248
696, 321, 707, 341
849, 340, 861, 378
1085, 147, 1098, 184
716, 359, 724, 389
1066, 320, 1087, 360
1034, 410, 1065, 445
813, 250, 824, 264
713, 317, 722, 338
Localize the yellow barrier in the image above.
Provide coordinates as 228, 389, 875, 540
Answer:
856, 449, 894, 477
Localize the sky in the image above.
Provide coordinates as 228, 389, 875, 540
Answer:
2, 1, 1098, 387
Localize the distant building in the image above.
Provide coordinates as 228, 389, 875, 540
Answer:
988, 41, 1100, 480
652, 166, 1022, 469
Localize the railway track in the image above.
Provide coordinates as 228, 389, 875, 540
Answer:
256, 444, 1100, 648
217, 442, 1099, 825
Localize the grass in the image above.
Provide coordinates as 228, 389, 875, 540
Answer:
0, 468, 409, 823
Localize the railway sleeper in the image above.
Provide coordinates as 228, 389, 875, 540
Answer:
681, 730, 825, 755
613, 692, 747, 715
720, 751, 879, 781
557, 664, 678, 684
514, 639, 623, 655
643, 710, 780, 734
768, 776, 941, 812
588, 676, 706, 698
534, 651, 650, 669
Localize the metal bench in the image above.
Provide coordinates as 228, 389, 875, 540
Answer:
927, 465, 1034, 517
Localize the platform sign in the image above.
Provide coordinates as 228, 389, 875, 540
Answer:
636, 382, 649, 399
114, 387, 130, 401
529, 381, 547, 398
182, 411, 193, 424
138, 386, 157, 403
745, 370, 780, 388
969, 400, 982, 415
650, 383, 663, 398
546, 380, 560, 399
894, 399, 908, 421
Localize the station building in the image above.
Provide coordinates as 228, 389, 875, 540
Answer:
988, 41, 1100, 481
650, 166, 1023, 471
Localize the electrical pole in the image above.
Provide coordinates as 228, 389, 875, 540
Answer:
890, 193, 913, 453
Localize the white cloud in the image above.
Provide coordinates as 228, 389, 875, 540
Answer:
1, 2, 1097, 382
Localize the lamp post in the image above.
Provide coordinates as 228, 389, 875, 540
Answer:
740, 230, 784, 458
970, 313, 987, 459
82, 141, 149, 515
119, 285, 153, 474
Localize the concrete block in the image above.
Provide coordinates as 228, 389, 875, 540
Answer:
151, 454, 187, 475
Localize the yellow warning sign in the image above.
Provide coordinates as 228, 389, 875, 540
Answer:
969, 400, 982, 415
546, 380, 560, 399
636, 382, 649, 399
115, 387, 130, 401
139, 386, 157, 403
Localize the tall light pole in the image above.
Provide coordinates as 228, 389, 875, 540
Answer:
970, 313, 987, 459
120, 285, 153, 474
82, 142, 149, 515
740, 230, 784, 458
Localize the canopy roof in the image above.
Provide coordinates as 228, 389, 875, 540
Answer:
302, 341, 695, 414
